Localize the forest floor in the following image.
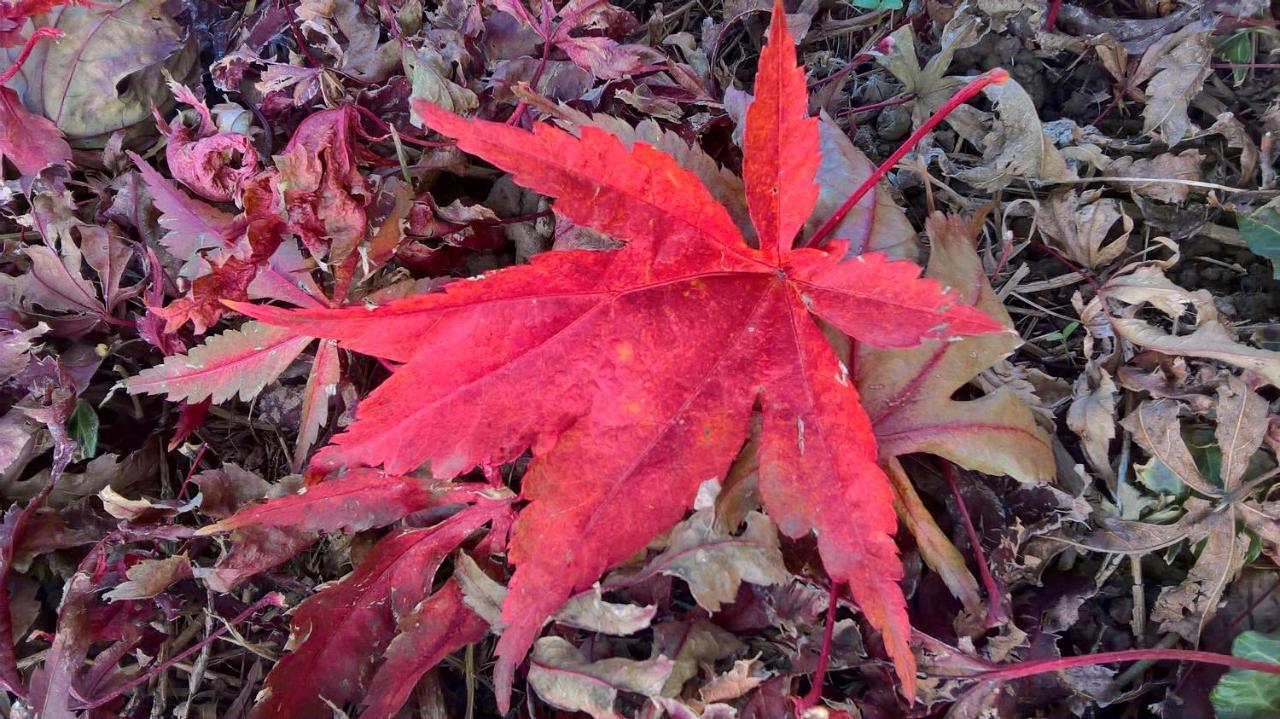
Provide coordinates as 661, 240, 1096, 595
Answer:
1, 0, 1279, 718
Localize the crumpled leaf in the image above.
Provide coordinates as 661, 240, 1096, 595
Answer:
604, 509, 787, 614
247, 500, 508, 719
527, 636, 674, 719
654, 617, 746, 698
1, 0, 198, 147
1066, 366, 1118, 481
1107, 150, 1203, 203
1139, 25, 1211, 145
699, 658, 769, 703
1037, 190, 1132, 268
1112, 319, 1280, 388
406, 43, 478, 121
859, 213, 1055, 482
102, 554, 193, 601
555, 585, 658, 636
455, 552, 657, 636
952, 78, 1075, 190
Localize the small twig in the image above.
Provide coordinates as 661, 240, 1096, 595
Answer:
75, 593, 286, 711
1046, 176, 1277, 195
839, 92, 916, 117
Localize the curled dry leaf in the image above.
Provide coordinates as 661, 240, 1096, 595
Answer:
454, 552, 657, 636
1138, 24, 1211, 145
527, 636, 674, 719
1107, 150, 1204, 204
102, 554, 193, 601
951, 78, 1075, 191
1097, 268, 1280, 387
1037, 190, 1132, 268
1066, 365, 1118, 482
603, 509, 788, 614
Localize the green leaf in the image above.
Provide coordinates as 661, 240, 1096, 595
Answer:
68, 398, 99, 459
850, 0, 903, 9
1212, 631, 1280, 719
1135, 456, 1185, 495
1237, 209, 1280, 280
1217, 31, 1254, 86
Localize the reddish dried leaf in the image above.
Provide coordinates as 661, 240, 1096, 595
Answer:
238, 1, 1001, 707
124, 320, 314, 404
200, 469, 473, 536
0, 87, 70, 177
249, 500, 506, 719
358, 580, 488, 719
128, 150, 243, 262
163, 131, 259, 202
859, 213, 1055, 482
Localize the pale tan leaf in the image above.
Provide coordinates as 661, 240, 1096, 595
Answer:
953, 79, 1075, 190
1112, 318, 1280, 388
1038, 191, 1131, 268
1067, 367, 1119, 481
1120, 399, 1217, 497
1140, 27, 1211, 145
860, 213, 1055, 482
1108, 150, 1204, 203
103, 555, 193, 601
527, 636, 674, 719
607, 509, 787, 614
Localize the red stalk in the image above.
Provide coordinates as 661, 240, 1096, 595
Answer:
972, 648, 1280, 683
1044, 0, 1063, 31
808, 68, 1009, 249
941, 461, 1008, 627
798, 581, 842, 711
0, 28, 63, 86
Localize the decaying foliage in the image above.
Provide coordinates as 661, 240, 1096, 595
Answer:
1, 0, 1278, 718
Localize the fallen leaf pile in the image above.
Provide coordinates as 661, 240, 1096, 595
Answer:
1, 0, 1278, 718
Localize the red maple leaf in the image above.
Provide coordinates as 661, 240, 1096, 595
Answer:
235, 1, 1007, 708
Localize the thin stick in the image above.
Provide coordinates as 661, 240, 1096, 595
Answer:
75, 593, 286, 710
941, 461, 1007, 626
